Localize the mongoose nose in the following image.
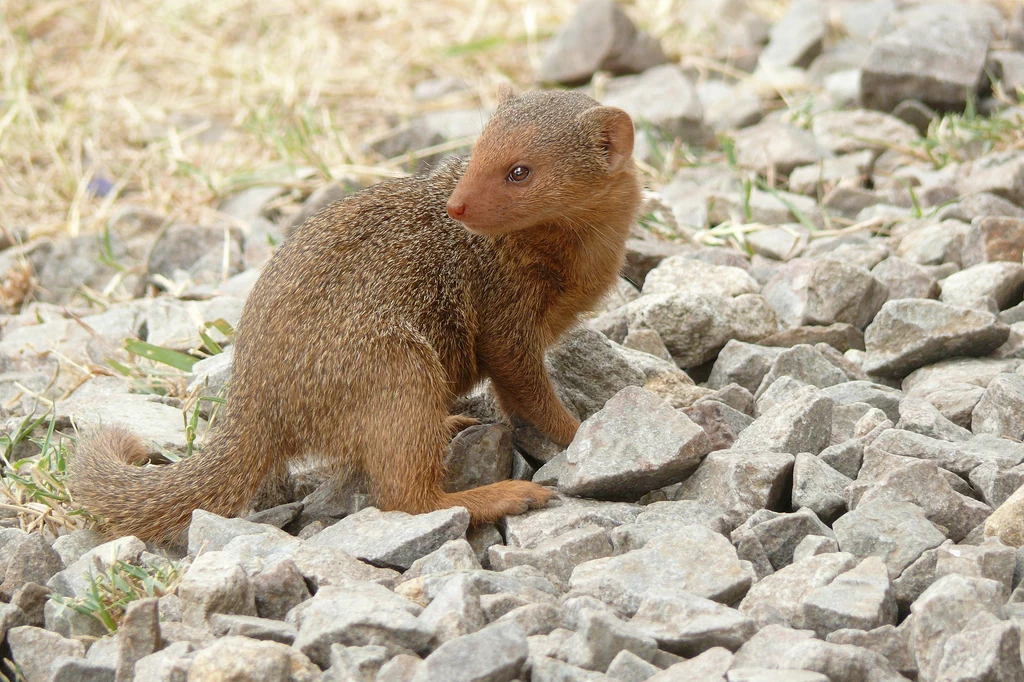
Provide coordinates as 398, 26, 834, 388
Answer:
447, 202, 466, 220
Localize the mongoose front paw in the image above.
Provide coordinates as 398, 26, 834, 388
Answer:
489, 480, 554, 518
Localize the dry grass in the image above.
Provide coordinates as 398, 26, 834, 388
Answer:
0, 0, 782, 241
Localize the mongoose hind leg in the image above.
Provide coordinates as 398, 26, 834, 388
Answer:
361, 337, 552, 523
365, 405, 553, 524
445, 415, 481, 437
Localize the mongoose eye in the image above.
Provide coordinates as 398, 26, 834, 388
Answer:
507, 166, 530, 183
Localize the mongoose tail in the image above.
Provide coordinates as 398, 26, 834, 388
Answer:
69, 423, 271, 544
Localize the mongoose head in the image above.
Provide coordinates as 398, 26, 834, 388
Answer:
446, 88, 635, 236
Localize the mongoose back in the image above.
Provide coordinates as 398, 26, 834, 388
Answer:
69, 89, 643, 544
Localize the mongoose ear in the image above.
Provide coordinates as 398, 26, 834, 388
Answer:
496, 83, 518, 105
580, 106, 634, 173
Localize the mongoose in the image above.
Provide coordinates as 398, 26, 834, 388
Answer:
69, 89, 643, 544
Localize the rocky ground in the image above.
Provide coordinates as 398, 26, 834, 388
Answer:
3, 0, 1024, 680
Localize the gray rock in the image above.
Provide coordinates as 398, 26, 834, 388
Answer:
726, 669, 827, 682
762, 259, 887, 330
291, 542, 400, 592
504, 497, 641, 550
897, 219, 970, 269
606, 650, 659, 682
792, 454, 851, 523
548, 326, 648, 423
833, 499, 947, 578
569, 526, 755, 617
935, 537, 1016, 598
489, 525, 613, 587
445, 424, 514, 493
827, 622, 916, 679
377, 654, 423, 682
0, 531, 62, 601
759, 323, 866, 354
8, 625, 85, 682
530, 656, 611, 682
177, 551, 256, 629
867, 428, 1024, 476
404, 539, 482, 581
896, 397, 972, 442
738, 553, 858, 630
252, 558, 312, 621
822, 381, 903, 423
50, 529, 105, 568
209, 613, 297, 646
641, 257, 759, 299
789, 151, 875, 197
601, 65, 708, 146
891, 541, 949, 615
854, 459, 992, 542
631, 589, 756, 656
870, 257, 940, 302
558, 609, 657, 672
681, 401, 753, 452
732, 385, 833, 455
131, 641, 194, 681
940, 261, 1024, 310
813, 110, 920, 156
973, 372, 1024, 439
963, 216, 1024, 268
938, 191, 1024, 224
675, 450, 795, 531
46, 536, 146, 639
622, 329, 674, 363
537, 0, 667, 86
650, 647, 733, 681
557, 387, 711, 500
492, 603, 560, 638
303, 506, 469, 571
187, 509, 293, 556
793, 535, 839, 563
745, 226, 808, 261
902, 356, 1023, 427
188, 635, 320, 681
910, 575, 1006, 682
731, 508, 835, 577
860, 14, 989, 112
288, 583, 428, 668
782, 639, 905, 682
961, 151, 1024, 207
116, 597, 160, 682
412, 620, 528, 682
863, 299, 1010, 378
934, 617, 1024, 682
148, 223, 244, 286
732, 120, 825, 176
757, 0, 824, 70
754, 345, 848, 397
802, 557, 897, 638
707, 341, 783, 394
324, 644, 390, 682
970, 462, 1024, 508
622, 238, 693, 288
731, 624, 816, 670
622, 293, 779, 368
417, 572, 487, 646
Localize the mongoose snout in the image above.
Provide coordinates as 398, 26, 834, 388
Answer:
68, 87, 643, 545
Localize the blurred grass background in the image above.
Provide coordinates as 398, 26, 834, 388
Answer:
0, 0, 794, 240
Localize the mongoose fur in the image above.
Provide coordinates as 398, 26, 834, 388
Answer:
69, 89, 643, 544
